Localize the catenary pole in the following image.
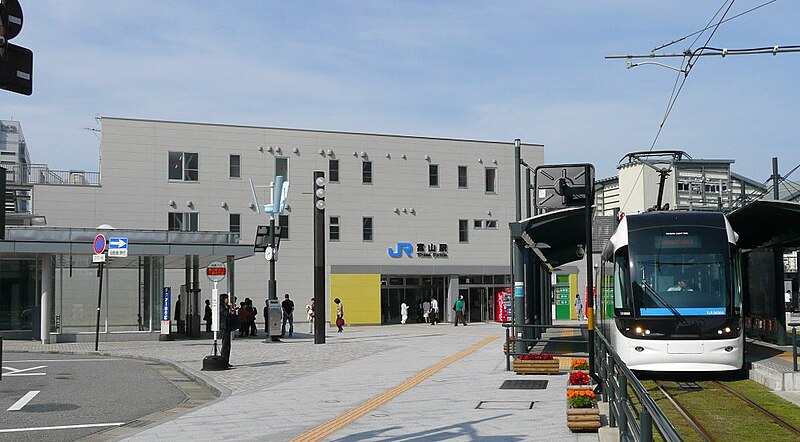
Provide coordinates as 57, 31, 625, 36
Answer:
512, 139, 525, 355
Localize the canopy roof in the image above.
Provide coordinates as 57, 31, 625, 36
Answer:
727, 200, 800, 249
511, 207, 587, 268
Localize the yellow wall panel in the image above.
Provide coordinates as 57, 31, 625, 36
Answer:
330, 274, 381, 325
569, 274, 578, 319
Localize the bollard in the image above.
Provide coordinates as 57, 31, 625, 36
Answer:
640, 410, 653, 442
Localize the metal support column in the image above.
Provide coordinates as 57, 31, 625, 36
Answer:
773, 158, 787, 345
313, 171, 326, 344
512, 138, 525, 355
40, 255, 52, 344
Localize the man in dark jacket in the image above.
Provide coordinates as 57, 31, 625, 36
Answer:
220, 293, 233, 368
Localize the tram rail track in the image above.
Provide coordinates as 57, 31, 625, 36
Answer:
653, 379, 800, 441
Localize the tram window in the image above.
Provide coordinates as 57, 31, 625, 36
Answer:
614, 255, 626, 309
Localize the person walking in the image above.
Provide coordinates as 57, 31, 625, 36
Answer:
281, 294, 295, 338
454, 295, 467, 326
429, 296, 439, 325
334, 298, 345, 332
400, 300, 409, 324
574, 293, 584, 321
219, 293, 233, 369
422, 299, 431, 323
306, 298, 315, 333
203, 299, 212, 333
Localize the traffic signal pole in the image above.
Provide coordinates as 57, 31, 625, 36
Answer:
313, 171, 326, 344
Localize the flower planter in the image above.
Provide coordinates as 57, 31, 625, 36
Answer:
512, 359, 560, 375
566, 404, 601, 432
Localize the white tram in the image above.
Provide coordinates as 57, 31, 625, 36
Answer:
596, 211, 744, 371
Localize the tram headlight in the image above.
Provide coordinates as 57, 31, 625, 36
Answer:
635, 326, 643, 334
724, 327, 731, 333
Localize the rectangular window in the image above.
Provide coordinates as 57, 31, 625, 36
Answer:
485, 167, 496, 193
168, 151, 199, 181
458, 166, 468, 188
229, 154, 241, 179
329, 216, 340, 241
329, 159, 339, 183
429, 164, 439, 187
279, 214, 289, 239
168, 213, 198, 232
459, 219, 468, 243
275, 157, 288, 180
229, 213, 241, 234
485, 220, 498, 229
362, 217, 373, 241
474, 219, 483, 229
362, 161, 372, 184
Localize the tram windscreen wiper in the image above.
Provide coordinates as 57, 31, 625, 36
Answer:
640, 281, 687, 324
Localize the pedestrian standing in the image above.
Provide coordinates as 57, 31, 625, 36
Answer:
400, 300, 409, 324
175, 295, 183, 333
334, 298, 345, 332
306, 298, 315, 333
574, 294, 583, 321
454, 295, 468, 326
281, 294, 295, 337
238, 302, 249, 337
422, 299, 431, 323
246, 298, 258, 336
203, 299, 212, 333
429, 296, 439, 325
219, 293, 233, 369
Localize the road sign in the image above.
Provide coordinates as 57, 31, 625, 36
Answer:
92, 254, 106, 263
206, 261, 226, 283
93, 234, 106, 255
108, 237, 128, 257
534, 164, 594, 211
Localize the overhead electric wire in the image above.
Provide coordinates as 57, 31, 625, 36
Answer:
652, 0, 778, 52
618, 1, 735, 212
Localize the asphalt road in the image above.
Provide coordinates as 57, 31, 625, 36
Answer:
0, 352, 187, 442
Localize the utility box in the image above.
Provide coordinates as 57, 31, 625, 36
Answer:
267, 300, 282, 337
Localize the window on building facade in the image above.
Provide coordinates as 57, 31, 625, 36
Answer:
459, 219, 468, 243
279, 214, 289, 239
429, 164, 439, 187
485, 167, 496, 193
229, 154, 241, 179
362, 217, 373, 241
229, 213, 241, 234
168, 152, 199, 181
485, 220, 498, 229
473, 219, 483, 229
362, 161, 372, 184
168, 212, 198, 232
276, 157, 288, 179
458, 166, 468, 188
330, 216, 340, 241
677, 182, 690, 192
329, 159, 339, 183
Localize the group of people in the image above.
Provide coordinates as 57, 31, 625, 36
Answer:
398, 296, 470, 327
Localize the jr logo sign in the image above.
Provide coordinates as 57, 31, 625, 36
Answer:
388, 242, 414, 258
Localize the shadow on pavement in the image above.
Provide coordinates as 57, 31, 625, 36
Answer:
330, 414, 527, 442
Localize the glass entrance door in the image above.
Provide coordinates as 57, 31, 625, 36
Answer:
467, 287, 486, 322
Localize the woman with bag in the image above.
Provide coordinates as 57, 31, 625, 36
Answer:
334, 298, 344, 333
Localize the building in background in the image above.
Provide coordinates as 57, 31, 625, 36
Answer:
1, 117, 544, 338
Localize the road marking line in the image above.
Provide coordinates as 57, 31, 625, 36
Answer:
4, 359, 118, 363
2, 365, 47, 376
0, 422, 125, 433
292, 336, 498, 442
7, 391, 40, 411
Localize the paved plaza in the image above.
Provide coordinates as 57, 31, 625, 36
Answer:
5, 323, 598, 441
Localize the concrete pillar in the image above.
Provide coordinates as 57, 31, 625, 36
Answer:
447, 275, 459, 324
40, 255, 52, 344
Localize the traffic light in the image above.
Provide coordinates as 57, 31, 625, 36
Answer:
0, 0, 32, 96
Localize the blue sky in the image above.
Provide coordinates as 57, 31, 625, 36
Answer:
4, 1, 799, 181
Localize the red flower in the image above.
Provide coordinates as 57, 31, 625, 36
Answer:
569, 371, 590, 385
517, 353, 555, 361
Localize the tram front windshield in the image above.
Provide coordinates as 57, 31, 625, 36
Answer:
629, 226, 730, 317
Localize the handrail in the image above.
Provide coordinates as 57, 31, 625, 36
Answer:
502, 323, 588, 371
595, 327, 682, 442
790, 323, 799, 371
